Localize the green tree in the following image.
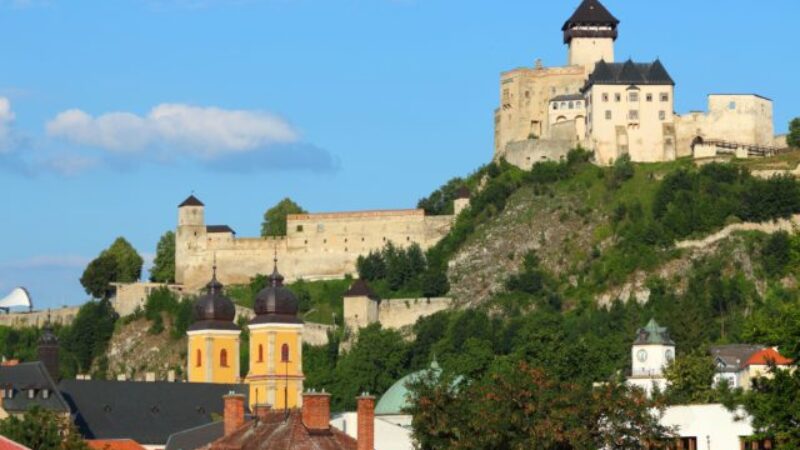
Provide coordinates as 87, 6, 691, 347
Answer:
788, 117, 800, 148
150, 230, 176, 283
79, 253, 118, 299
103, 237, 144, 283
0, 406, 88, 450
261, 198, 306, 237
610, 153, 635, 188
740, 368, 800, 449
662, 353, 719, 404
60, 299, 118, 376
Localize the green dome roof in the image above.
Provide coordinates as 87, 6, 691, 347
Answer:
375, 360, 442, 416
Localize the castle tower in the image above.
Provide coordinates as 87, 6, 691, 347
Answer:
453, 186, 471, 216
343, 279, 380, 332
246, 258, 304, 410
38, 315, 60, 381
176, 195, 207, 285
627, 319, 675, 395
563, 0, 619, 73
187, 265, 240, 384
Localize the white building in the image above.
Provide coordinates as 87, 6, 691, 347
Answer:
661, 404, 756, 450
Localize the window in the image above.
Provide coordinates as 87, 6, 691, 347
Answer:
28, 389, 35, 399
614, 93, 621, 102
524, 91, 530, 99
602, 93, 609, 102
742, 438, 775, 450
668, 437, 697, 450
605, 110, 612, 120
660, 93, 669, 102
42, 389, 49, 399
646, 93, 653, 102
552, 103, 558, 110
568, 101, 574, 109
258, 345, 264, 362
296, 225, 304, 233
576, 101, 582, 108
729, 101, 737, 110
281, 344, 290, 363
628, 92, 639, 102
629, 110, 639, 121
220, 349, 228, 368
196, 349, 202, 368
659, 110, 666, 121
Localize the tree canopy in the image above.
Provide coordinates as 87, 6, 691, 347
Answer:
80, 237, 144, 299
261, 198, 306, 237
0, 406, 88, 450
150, 230, 176, 283
788, 117, 800, 148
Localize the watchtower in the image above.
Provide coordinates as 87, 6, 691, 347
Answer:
563, 0, 619, 73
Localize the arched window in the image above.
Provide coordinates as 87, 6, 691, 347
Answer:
196, 349, 202, 367
220, 349, 228, 368
258, 344, 264, 363
281, 344, 290, 363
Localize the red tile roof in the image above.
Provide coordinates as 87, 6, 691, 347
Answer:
207, 410, 357, 450
0, 436, 31, 450
87, 440, 147, 450
745, 348, 793, 367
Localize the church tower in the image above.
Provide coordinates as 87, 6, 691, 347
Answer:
563, 0, 619, 73
627, 319, 675, 395
176, 195, 207, 285
246, 258, 305, 410
38, 316, 60, 382
187, 264, 240, 384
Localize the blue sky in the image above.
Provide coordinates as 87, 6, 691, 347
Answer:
0, 0, 797, 310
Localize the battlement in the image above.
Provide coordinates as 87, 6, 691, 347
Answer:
288, 209, 424, 221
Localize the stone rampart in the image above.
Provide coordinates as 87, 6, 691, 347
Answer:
377, 297, 453, 330
676, 214, 800, 250
0, 306, 80, 328
504, 138, 574, 170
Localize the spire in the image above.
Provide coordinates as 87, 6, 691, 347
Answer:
179, 194, 204, 208
269, 248, 285, 287
205, 253, 223, 295
562, 0, 620, 44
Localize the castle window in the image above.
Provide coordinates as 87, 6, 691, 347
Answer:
296, 225, 304, 233
576, 101, 582, 108
741, 438, 775, 450
258, 345, 264, 362
660, 93, 669, 102
281, 344, 290, 363
560, 102, 566, 109
646, 93, 653, 102
552, 103, 558, 110
568, 101, 574, 109
628, 92, 639, 102
220, 349, 228, 368
605, 110, 612, 120
628, 110, 639, 121
614, 93, 621, 102
602, 93, 609, 102
28, 389, 35, 399
659, 110, 666, 121
42, 389, 49, 399
524, 91, 530, 99
729, 101, 737, 110
196, 349, 202, 367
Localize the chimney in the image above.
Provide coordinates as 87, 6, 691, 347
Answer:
223, 393, 246, 436
302, 391, 331, 432
253, 403, 272, 420
357, 393, 375, 450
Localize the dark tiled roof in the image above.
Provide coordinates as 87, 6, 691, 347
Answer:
166, 421, 225, 450
344, 279, 378, 299
550, 94, 585, 102
584, 59, 675, 90
0, 362, 69, 414
206, 225, 235, 234
206, 410, 357, 450
179, 195, 204, 208
454, 186, 471, 200
58, 380, 248, 446
710, 344, 764, 372
562, 0, 619, 30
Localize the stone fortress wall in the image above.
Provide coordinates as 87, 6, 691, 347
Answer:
176, 202, 456, 293
376, 297, 453, 330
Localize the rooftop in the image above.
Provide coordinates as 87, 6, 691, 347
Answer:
584, 59, 675, 90
0, 436, 31, 450
87, 440, 147, 450
633, 319, 675, 346
178, 195, 204, 208
562, 0, 619, 31
344, 279, 378, 299
0, 361, 69, 413
206, 225, 235, 234
745, 348, 793, 367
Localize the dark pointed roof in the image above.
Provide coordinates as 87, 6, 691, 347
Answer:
344, 279, 378, 299
583, 59, 675, 90
633, 319, 675, 346
562, 0, 619, 30
251, 257, 302, 325
188, 266, 238, 332
179, 195, 204, 208
0, 362, 70, 414
206, 225, 236, 234
455, 186, 471, 200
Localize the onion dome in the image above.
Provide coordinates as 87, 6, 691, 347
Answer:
188, 265, 238, 331
251, 257, 302, 325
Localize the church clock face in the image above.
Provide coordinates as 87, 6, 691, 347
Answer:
637, 349, 648, 363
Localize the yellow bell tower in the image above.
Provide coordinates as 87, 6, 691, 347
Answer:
245, 258, 304, 410
187, 265, 241, 384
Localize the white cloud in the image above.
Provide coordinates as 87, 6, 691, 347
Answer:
0, 255, 90, 270
46, 103, 299, 159
0, 97, 16, 153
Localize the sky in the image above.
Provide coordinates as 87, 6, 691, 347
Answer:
0, 0, 797, 310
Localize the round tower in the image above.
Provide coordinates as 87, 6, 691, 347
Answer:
246, 257, 305, 410
562, 0, 619, 73
186, 264, 240, 384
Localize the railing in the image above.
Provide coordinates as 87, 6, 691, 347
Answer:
699, 139, 784, 158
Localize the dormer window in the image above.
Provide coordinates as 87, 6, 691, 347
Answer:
42, 389, 50, 399
28, 389, 36, 399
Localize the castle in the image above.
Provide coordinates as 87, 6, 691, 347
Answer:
494, 0, 784, 167
175, 194, 466, 294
